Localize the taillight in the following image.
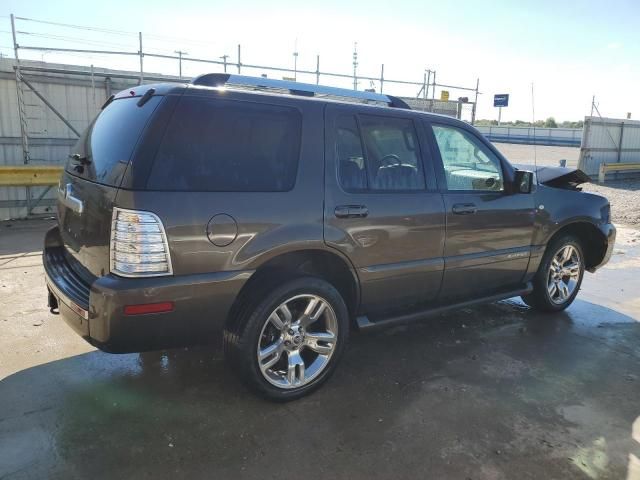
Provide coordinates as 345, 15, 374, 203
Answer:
110, 207, 173, 277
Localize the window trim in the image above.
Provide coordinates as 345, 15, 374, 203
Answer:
334, 112, 430, 194
144, 95, 303, 193
426, 121, 509, 195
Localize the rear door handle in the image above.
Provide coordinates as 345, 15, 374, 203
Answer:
452, 203, 477, 215
61, 183, 84, 214
335, 205, 369, 218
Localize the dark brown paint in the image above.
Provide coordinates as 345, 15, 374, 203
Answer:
44, 84, 615, 353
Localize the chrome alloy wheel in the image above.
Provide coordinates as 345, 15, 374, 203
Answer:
257, 294, 338, 389
547, 245, 582, 305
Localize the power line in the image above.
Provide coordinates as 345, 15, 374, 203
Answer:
16, 31, 137, 50
15, 15, 218, 49
15, 16, 137, 36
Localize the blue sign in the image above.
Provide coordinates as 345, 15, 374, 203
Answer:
494, 94, 509, 107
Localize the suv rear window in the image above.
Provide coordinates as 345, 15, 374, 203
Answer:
66, 96, 162, 186
146, 97, 301, 192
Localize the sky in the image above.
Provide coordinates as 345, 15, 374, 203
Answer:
1, 0, 639, 122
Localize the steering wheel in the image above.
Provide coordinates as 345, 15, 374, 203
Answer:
380, 154, 401, 167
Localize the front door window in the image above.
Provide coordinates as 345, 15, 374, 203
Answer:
432, 125, 504, 192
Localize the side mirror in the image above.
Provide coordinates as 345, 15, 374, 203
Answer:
514, 170, 534, 194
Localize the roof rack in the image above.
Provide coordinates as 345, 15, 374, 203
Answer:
190, 73, 411, 109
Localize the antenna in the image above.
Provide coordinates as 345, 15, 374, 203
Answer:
352, 42, 358, 90
531, 82, 539, 184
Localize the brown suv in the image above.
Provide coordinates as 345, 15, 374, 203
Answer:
44, 74, 615, 400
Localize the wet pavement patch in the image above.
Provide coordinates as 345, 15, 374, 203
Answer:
1, 299, 639, 479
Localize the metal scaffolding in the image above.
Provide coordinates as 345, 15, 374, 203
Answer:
2, 13, 482, 218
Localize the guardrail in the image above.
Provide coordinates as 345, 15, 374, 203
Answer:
0, 165, 62, 215
598, 162, 640, 183
0, 165, 63, 186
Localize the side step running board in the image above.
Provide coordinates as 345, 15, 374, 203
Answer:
356, 283, 533, 331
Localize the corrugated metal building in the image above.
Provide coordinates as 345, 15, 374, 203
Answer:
0, 58, 178, 219
578, 116, 640, 178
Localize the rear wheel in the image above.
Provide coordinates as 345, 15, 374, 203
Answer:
224, 277, 349, 401
522, 235, 585, 312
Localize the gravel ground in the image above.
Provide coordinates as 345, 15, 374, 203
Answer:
583, 180, 640, 227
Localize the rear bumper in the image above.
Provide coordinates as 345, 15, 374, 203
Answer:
44, 226, 251, 353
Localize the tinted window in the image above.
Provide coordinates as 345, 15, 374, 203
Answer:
335, 114, 425, 192
335, 115, 367, 191
147, 97, 301, 191
432, 125, 504, 191
66, 96, 161, 186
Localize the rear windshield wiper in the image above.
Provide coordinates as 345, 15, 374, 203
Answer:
69, 153, 91, 165
101, 94, 115, 110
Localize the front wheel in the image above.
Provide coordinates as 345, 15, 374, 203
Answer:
224, 277, 349, 401
522, 235, 585, 312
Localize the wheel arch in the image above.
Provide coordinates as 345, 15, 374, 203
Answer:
226, 248, 361, 332
546, 220, 608, 271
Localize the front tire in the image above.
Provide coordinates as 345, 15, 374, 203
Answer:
224, 276, 349, 401
522, 235, 585, 312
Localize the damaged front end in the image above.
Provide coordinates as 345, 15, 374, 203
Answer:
515, 164, 591, 190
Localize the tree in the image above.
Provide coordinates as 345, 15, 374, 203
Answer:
543, 117, 558, 128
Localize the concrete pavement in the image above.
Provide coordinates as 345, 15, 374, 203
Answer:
1, 219, 639, 479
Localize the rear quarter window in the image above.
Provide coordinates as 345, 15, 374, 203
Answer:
146, 96, 301, 192
66, 96, 162, 186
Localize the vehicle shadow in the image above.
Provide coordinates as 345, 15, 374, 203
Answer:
0, 299, 638, 479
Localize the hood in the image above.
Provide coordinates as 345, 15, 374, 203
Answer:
514, 164, 591, 189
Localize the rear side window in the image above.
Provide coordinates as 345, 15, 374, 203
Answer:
66, 96, 162, 186
335, 114, 426, 192
147, 97, 301, 191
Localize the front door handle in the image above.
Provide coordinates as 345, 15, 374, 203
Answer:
335, 205, 369, 218
452, 203, 477, 215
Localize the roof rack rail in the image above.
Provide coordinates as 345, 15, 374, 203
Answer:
190, 73, 411, 109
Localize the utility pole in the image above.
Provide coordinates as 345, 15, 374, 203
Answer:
138, 32, 143, 84
472, 78, 479, 125
220, 55, 229, 73
174, 50, 188, 78
293, 39, 299, 81
352, 42, 358, 90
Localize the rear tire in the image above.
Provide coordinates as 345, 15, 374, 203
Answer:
224, 276, 349, 401
521, 234, 585, 312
